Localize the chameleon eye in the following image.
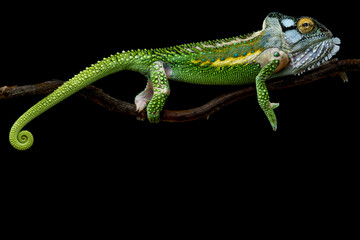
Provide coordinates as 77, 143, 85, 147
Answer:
297, 17, 315, 34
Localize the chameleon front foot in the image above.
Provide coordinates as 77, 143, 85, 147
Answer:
255, 54, 284, 131
263, 102, 279, 131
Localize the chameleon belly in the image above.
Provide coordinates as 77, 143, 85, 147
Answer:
170, 61, 262, 85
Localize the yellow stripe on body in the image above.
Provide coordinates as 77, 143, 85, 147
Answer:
212, 49, 262, 67
190, 49, 262, 67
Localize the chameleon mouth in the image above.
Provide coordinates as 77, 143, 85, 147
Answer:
289, 37, 341, 75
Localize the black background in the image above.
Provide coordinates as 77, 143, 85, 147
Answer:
1, 1, 358, 232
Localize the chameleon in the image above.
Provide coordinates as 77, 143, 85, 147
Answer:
9, 12, 341, 150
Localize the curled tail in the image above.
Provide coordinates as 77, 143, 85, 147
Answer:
9, 50, 142, 150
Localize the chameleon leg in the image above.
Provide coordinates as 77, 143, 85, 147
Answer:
255, 59, 280, 131
146, 61, 170, 123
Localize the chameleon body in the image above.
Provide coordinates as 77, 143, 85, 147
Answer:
10, 12, 341, 150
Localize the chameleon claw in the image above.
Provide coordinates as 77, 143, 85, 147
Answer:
264, 102, 279, 131
135, 80, 154, 112
264, 108, 278, 131
338, 72, 348, 83
271, 122, 278, 131
136, 109, 147, 121
269, 102, 279, 109
135, 100, 148, 113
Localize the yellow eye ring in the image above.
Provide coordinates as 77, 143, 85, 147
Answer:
298, 17, 315, 34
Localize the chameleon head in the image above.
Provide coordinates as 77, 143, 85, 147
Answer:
263, 12, 341, 77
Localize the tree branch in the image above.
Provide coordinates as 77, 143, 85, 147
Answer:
1, 59, 359, 122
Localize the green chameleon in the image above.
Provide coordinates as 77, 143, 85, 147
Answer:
9, 12, 341, 150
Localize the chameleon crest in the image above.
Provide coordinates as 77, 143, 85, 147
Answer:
9, 13, 340, 150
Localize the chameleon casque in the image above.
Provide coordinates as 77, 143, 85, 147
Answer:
10, 12, 341, 150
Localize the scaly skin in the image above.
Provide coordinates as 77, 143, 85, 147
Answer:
9, 12, 341, 150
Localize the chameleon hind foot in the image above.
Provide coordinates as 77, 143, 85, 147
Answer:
146, 92, 168, 123
136, 61, 170, 123
135, 81, 154, 113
